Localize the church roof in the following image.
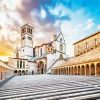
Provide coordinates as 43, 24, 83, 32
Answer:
20, 23, 34, 29
55, 30, 66, 44
33, 41, 53, 49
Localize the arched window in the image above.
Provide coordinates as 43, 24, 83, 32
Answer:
60, 44, 63, 51
17, 61, 19, 68
60, 38, 62, 42
23, 61, 25, 68
20, 60, 22, 68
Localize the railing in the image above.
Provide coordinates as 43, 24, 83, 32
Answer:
46, 59, 59, 74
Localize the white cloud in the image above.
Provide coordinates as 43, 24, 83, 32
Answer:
49, 4, 70, 17
97, 25, 100, 29
40, 8, 46, 18
85, 18, 94, 30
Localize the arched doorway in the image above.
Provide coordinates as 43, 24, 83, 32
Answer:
32, 71, 34, 75
14, 70, 17, 75
37, 61, 45, 74
86, 64, 90, 75
91, 63, 95, 75
96, 63, 100, 75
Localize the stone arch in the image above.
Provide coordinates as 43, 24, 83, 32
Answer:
58, 69, 60, 74
71, 66, 74, 75
61, 68, 63, 74
14, 70, 17, 75
77, 66, 80, 75
63, 68, 66, 75
69, 67, 71, 75
96, 63, 100, 75
18, 70, 21, 75
74, 66, 77, 75
86, 64, 90, 75
26, 70, 28, 75
37, 61, 45, 74
32, 71, 34, 75
81, 65, 85, 75
90, 63, 95, 75
70, 66, 73, 75
22, 70, 25, 75
66, 68, 68, 75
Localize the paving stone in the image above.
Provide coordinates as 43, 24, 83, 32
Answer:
0, 75, 100, 100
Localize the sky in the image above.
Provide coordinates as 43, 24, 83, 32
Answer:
0, 0, 100, 61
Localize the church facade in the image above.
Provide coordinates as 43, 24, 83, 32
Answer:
8, 23, 66, 75
52, 32, 100, 76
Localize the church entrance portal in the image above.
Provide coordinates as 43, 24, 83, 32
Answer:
37, 61, 45, 74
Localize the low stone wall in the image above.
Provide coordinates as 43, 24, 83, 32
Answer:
0, 76, 14, 87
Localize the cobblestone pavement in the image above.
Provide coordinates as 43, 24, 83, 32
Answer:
0, 75, 100, 100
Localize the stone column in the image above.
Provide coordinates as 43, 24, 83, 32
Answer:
95, 65, 96, 76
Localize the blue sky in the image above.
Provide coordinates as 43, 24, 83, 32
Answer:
0, 0, 100, 60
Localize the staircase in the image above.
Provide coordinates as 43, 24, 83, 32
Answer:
0, 75, 100, 100
46, 59, 59, 74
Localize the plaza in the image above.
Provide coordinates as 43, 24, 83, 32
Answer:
0, 75, 100, 100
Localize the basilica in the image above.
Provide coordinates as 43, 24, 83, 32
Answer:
0, 24, 100, 81
8, 23, 66, 75
52, 32, 100, 76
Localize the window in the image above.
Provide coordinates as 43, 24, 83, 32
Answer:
86, 42, 88, 48
60, 44, 63, 51
17, 61, 19, 68
60, 38, 62, 42
95, 39, 97, 45
20, 60, 22, 68
28, 36, 32, 40
23, 61, 25, 68
31, 29, 32, 34
40, 48, 42, 56
27, 28, 30, 33
22, 37, 25, 40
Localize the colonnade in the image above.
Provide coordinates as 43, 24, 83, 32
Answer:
0, 66, 13, 80
52, 62, 100, 76
14, 70, 29, 75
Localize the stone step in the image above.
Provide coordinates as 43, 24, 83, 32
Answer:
0, 86, 100, 99
4, 88, 100, 100
0, 85, 92, 97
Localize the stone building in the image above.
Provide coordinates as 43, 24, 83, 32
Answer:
52, 32, 100, 76
0, 60, 14, 80
8, 23, 66, 75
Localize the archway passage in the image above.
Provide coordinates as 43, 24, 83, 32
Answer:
81, 65, 85, 75
32, 71, 34, 75
37, 61, 45, 74
91, 63, 95, 75
14, 70, 17, 75
77, 66, 80, 75
96, 63, 100, 75
74, 66, 77, 75
22, 70, 25, 75
86, 64, 90, 75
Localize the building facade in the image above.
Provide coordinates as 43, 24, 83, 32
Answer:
52, 32, 100, 76
8, 23, 66, 75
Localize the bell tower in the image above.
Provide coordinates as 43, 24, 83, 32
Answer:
20, 23, 33, 59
